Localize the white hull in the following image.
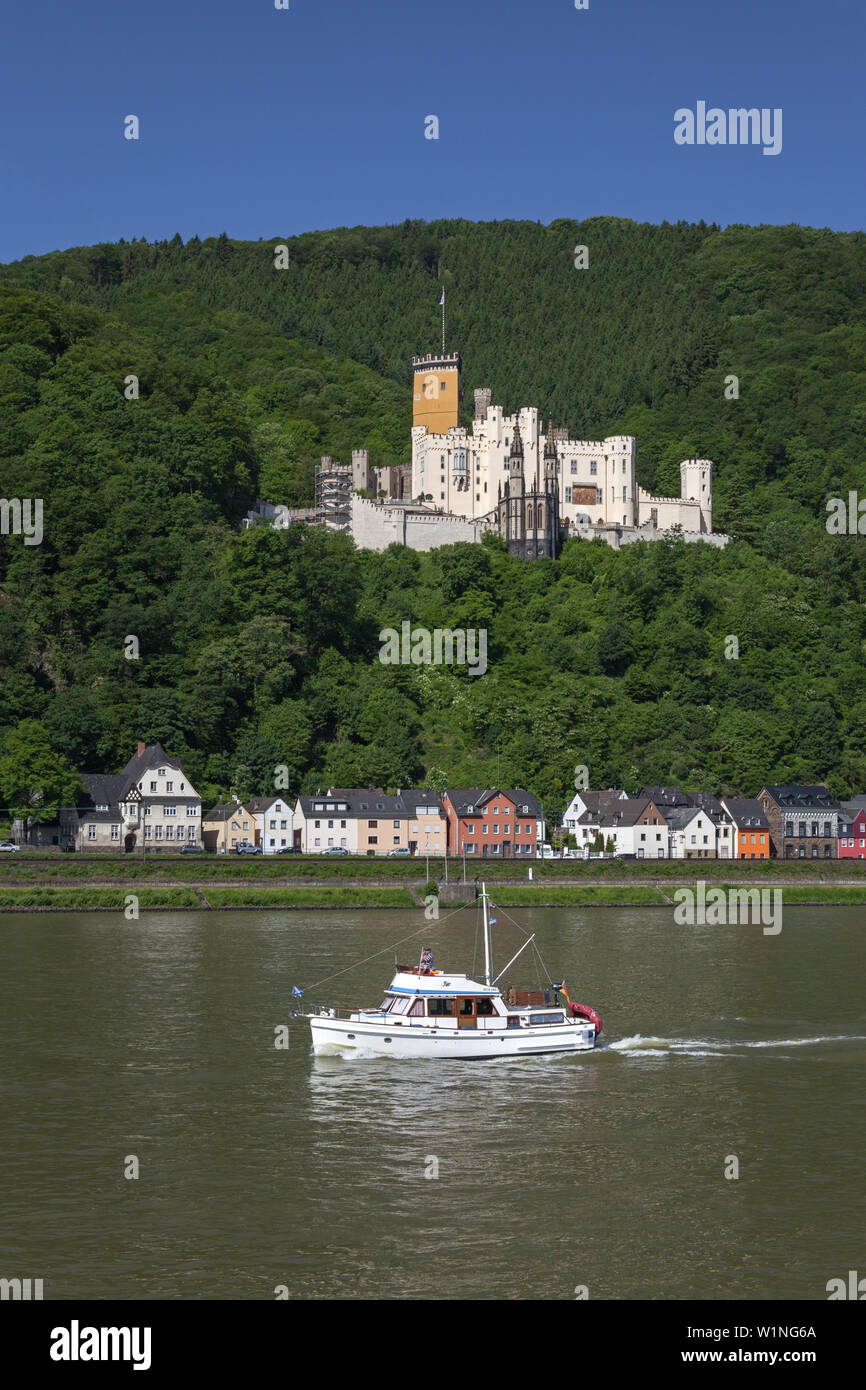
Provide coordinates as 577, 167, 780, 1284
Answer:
309, 1014, 597, 1059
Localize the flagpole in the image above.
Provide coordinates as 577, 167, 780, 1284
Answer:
440, 288, 445, 352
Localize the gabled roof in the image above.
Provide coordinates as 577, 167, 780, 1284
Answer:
721, 797, 770, 829
203, 802, 248, 823
664, 805, 711, 831
576, 791, 640, 824
760, 785, 841, 811
245, 795, 294, 813
76, 773, 126, 821
444, 788, 543, 818
638, 785, 689, 807
119, 743, 182, 797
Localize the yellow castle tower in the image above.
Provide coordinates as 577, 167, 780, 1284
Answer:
412, 352, 462, 433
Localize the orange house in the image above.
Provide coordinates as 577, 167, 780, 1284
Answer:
721, 797, 770, 860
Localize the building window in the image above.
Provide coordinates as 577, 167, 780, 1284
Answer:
166, 826, 173, 840
166, 781, 173, 792
590, 461, 597, 475
150, 782, 157, 792
155, 826, 163, 840
111, 825, 119, 841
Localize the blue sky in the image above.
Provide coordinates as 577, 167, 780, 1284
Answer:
2, 0, 862, 262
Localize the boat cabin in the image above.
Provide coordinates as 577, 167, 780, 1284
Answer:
357, 970, 568, 1030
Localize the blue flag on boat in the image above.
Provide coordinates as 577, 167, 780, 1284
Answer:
489, 917, 497, 925
291, 986, 304, 997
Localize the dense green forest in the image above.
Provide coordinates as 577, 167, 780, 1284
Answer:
0, 217, 865, 823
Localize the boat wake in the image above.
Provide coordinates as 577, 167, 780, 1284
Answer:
607, 1033, 866, 1058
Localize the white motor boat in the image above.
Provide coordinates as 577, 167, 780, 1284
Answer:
299, 883, 603, 1060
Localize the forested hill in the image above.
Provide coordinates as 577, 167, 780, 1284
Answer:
4, 217, 866, 533
0, 218, 865, 819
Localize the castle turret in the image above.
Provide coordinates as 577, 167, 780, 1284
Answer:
680, 458, 713, 533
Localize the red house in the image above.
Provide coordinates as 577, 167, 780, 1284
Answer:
442, 789, 544, 858
838, 801, 866, 859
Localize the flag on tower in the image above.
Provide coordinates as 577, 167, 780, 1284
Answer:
439, 289, 445, 305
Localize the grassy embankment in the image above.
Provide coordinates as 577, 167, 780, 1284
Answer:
1, 856, 865, 911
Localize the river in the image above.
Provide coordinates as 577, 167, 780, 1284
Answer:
1, 905, 863, 1300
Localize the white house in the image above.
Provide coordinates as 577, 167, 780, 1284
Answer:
296, 792, 360, 853
666, 806, 718, 859
58, 742, 201, 852
245, 795, 300, 853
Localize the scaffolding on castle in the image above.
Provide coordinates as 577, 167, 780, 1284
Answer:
314, 460, 353, 532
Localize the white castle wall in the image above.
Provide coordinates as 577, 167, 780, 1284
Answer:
351, 495, 495, 552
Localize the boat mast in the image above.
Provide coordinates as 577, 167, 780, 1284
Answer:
482, 881, 492, 985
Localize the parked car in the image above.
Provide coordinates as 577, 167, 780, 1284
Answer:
235, 842, 263, 855
388, 847, 412, 857
0, 840, 20, 852
180, 844, 204, 854
537, 844, 556, 859
276, 846, 301, 854
321, 846, 349, 855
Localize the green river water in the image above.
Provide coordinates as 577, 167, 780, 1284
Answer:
1, 905, 863, 1300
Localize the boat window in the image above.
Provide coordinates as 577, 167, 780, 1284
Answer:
428, 998, 455, 1016
378, 999, 391, 1011
390, 998, 410, 1014
476, 998, 494, 1016
459, 998, 475, 1017
529, 1013, 565, 1025
408, 1000, 425, 1016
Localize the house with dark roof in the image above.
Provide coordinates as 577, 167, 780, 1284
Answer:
442, 788, 544, 857
57, 742, 201, 852
244, 795, 300, 853
294, 788, 447, 854
721, 797, 770, 860
757, 785, 840, 859
202, 799, 255, 853
561, 788, 628, 838
567, 795, 662, 857
837, 799, 866, 860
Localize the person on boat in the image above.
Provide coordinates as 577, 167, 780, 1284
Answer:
504, 983, 517, 1006
420, 946, 433, 975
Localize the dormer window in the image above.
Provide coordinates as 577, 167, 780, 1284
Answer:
158, 769, 165, 776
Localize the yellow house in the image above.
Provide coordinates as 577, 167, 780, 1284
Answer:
202, 800, 254, 853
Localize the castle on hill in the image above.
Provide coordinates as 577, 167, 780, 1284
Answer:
251, 348, 730, 555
